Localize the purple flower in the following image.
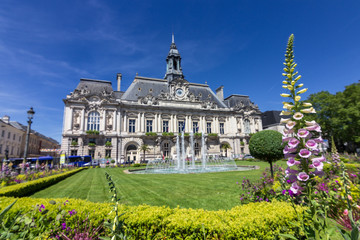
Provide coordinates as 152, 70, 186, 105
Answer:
313, 136, 323, 143
61, 222, 66, 230
299, 149, 311, 158
297, 129, 310, 138
312, 155, 326, 162
297, 172, 309, 181
312, 159, 323, 171
287, 157, 301, 167
288, 138, 300, 148
290, 182, 301, 194
68, 209, 77, 216
39, 204, 45, 212
305, 139, 318, 150
305, 122, 321, 132
286, 121, 296, 129
283, 146, 297, 154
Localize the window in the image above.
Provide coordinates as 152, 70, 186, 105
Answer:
8, 132, 10, 139
105, 138, 111, 143
178, 121, 184, 132
206, 122, 212, 134
89, 138, 96, 144
244, 119, 251, 134
11, 146, 14, 155
0, 144, 2, 154
105, 149, 111, 158
163, 120, 169, 132
88, 150, 95, 158
146, 120, 153, 133
219, 123, 224, 134
129, 119, 136, 133
19, 136, 21, 142
87, 111, 100, 131
13, 134, 15, 140
193, 122, 198, 133
72, 138, 78, 143
194, 142, 200, 156
1, 130, 4, 137
70, 150, 78, 156
163, 142, 169, 157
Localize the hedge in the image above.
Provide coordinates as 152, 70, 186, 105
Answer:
0, 197, 304, 239
0, 168, 85, 197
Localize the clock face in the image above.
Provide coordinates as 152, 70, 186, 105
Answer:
176, 88, 184, 97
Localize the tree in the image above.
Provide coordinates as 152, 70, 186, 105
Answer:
140, 144, 150, 163
249, 130, 283, 178
220, 143, 232, 158
306, 82, 360, 152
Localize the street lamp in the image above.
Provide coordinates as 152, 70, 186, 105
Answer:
23, 107, 35, 173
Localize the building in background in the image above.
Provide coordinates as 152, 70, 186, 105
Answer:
261, 110, 289, 132
61, 36, 262, 163
0, 115, 59, 159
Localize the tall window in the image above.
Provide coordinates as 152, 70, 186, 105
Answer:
194, 142, 200, 157
219, 123, 224, 134
193, 122, 198, 133
244, 119, 251, 134
105, 149, 111, 158
13, 134, 15, 140
87, 111, 100, 131
7, 132, 10, 139
19, 136, 21, 142
88, 150, 95, 158
0, 144, 2, 154
178, 121, 184, 132
1, 130, 4, 137
146, 120, 153, 132
163, 120, 169, 132
129, 119, 136, 133
71, 150, 78, 156
163, 142, 169, 157
207, 122, 212, 134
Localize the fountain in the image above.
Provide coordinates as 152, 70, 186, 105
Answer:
140, 131, 254, 174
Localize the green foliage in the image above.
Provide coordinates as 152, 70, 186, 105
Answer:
184, 133, 189, 137
86, 130, 100, 135
240, 141, 245, 146
249, 130, 284, 178
194, 132, 202, 138
88, 142, 96, 147
105, 141, 112, 147
71, 141, 78, 146
221, 143, 232, 157
0, 168, 84, 197
0, 197, 304, 239
307, 82, 360, 151
207, 133, 218, 137
162, 132, 174, 137
145, 132, 157, 137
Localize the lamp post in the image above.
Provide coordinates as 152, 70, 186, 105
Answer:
23, 107, 35, 173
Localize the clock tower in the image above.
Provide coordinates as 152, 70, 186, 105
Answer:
164, 34, 184, 83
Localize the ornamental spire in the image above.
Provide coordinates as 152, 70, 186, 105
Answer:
165, 34, 184, 82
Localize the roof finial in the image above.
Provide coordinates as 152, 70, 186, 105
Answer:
172, 33, 175, 44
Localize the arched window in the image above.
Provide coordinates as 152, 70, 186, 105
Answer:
87, 111, 100, 131
244, 119, 251, 134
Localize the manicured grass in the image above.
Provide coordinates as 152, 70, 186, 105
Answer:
30, 160, 287, 210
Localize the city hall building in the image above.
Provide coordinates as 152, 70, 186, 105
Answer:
61, 37, 262, 163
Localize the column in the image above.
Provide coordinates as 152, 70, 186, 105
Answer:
123, 113, 127, 132
137, 113, 141, 132
170, 114, 174, 132
174, 115, 177, 133
102, 109, 106, 131
81, 109, 85, 131
158, 114, 161, 132
141, 112, 145, 132
68, 107, 73, 131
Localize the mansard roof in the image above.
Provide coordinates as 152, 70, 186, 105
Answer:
223, 94, 253, 108
121, 76, 227, 108
75, 78, 114, 95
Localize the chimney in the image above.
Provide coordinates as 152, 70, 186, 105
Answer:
2, 115, 10, 124
117, 73, 122, 91
216, 86, 224, 101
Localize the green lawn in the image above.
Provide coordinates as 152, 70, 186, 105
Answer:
30, 160, 287, 210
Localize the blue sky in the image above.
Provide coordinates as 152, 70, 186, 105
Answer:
0, 0, 359, 143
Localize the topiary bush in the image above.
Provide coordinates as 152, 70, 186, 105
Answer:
249, 130, 284, 178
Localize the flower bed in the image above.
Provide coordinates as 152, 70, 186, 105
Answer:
0, 197, 304, 239
1, 166, 78, 187
0, 168, 84, 197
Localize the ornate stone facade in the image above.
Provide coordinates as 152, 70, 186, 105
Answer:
61, 37, 262, 163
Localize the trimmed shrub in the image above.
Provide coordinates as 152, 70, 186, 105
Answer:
0, 197, 304, 239
0, 168, 84, 197
145, 132, 157, 137
162, 132, 174, 137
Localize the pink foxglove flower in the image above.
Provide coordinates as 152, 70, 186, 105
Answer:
287, 157, 300, 167
299, 148, 311, 158
305, 139, 318, 150
312, 155, 326, 162
286, 121, 296, 129
297, 172, 309, 181
293, 112, 304, 120
283, 146, 297, 154
288, 138, 300, 148
290, 182, 301, 194
313, 136, 323, 143
305, 124, 321, 132
297, 129, 309, 138
312, 159, 323, 171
